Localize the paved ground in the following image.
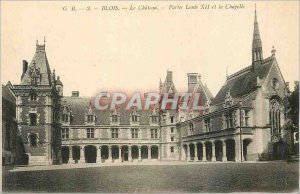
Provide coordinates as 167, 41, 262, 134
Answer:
2, 161, 299, 193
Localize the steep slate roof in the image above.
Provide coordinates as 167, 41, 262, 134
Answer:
62, 96, 153, 126
211, 56, 275, 106
21, 43, 53, 86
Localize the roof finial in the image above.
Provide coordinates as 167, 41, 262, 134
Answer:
36, 40, 38, 46
44, 36, 46, 45
271, 45, 276, 57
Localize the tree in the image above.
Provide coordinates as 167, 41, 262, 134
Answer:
288, 82, 299, 153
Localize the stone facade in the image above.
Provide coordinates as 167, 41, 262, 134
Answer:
2, 84, 26, 165
3, 9, 293, 165
9, 42, 62, 165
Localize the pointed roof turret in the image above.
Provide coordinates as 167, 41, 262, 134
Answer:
21, 41, 53, 86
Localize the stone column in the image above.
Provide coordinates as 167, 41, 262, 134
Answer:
222, 142, 227, 162
187, 145, 191, 161
108, 146, 112, 162
202, 144, 207, 162
138, 146, 142, 161
97, 146, 102, 163
119, 146, 122, 162
148, 146, 151, 160
79, 146, 85, 163
235, 138, 242, 162
181, 146, 185, 161
128, 146, 132, 161
68, 146, 73, 164
158, 145, 162, 161
212, 143, 216, 162
194, 143, 198, 161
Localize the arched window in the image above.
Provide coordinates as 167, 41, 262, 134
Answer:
269, 99, 282, 134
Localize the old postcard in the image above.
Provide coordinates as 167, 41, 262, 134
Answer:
1, 0, 299, 193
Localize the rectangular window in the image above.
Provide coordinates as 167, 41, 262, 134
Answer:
151, 129, 158, 139
189, 123, 194, 135
171, 136, 174, 141
170, 116, 174, 124
30, 93, 37, 101
62, 128, 70, 139
170, 146, 174, 153
29, 133, 37, 147
62, 114, 69, 122
151, 116, 158, 123
112, 115, 118, 122
30, 113, 37, 126
111, 128, 119, 138
87, 128, 94, 138
132, 115, 138, 122
245, 111, 250, 126
170, 127, 174, 133
204, 118, 211, 132
87, 115, 94, 122
225, 112, 233, 128
131, 128, 139, 139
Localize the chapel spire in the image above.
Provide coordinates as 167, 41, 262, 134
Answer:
252, 4, 263, 63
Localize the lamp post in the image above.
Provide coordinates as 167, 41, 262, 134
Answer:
238, 101, 243, 163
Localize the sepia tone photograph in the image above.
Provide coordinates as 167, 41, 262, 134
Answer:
1, 0, 299, 193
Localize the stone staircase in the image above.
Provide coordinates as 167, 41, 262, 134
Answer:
28, 147, 48, 165
287, 153, 299, 162
28, 156, 48, 166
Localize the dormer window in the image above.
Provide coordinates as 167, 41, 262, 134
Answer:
87, 115, 94, 122
61, 102, 72, 124
224, 92, 233, 107
112, 115, 118, 122
132, 115, 138, 122
151, 115, 158, 123
130, 108, 139, 124
86, 104, 96, 124
225, 112, 233, 128
30, 92, 37, 101
189, 122, 194, 135
204, 118, 211, 132
62, 113, 69, 122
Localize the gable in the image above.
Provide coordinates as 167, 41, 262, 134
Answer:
262, 60, 288, 99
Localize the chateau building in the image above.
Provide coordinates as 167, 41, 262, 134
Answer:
10, 42, 62, 165
4, 9, 293, 165
179, 9, 292, 162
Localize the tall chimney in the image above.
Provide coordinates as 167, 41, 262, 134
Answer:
21, 60, 28, 80
72, 91, 79, 97
166, 71, 173, 83
187, 73, 198, 93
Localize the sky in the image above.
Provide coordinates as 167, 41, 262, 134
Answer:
1, 1, 299, 97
